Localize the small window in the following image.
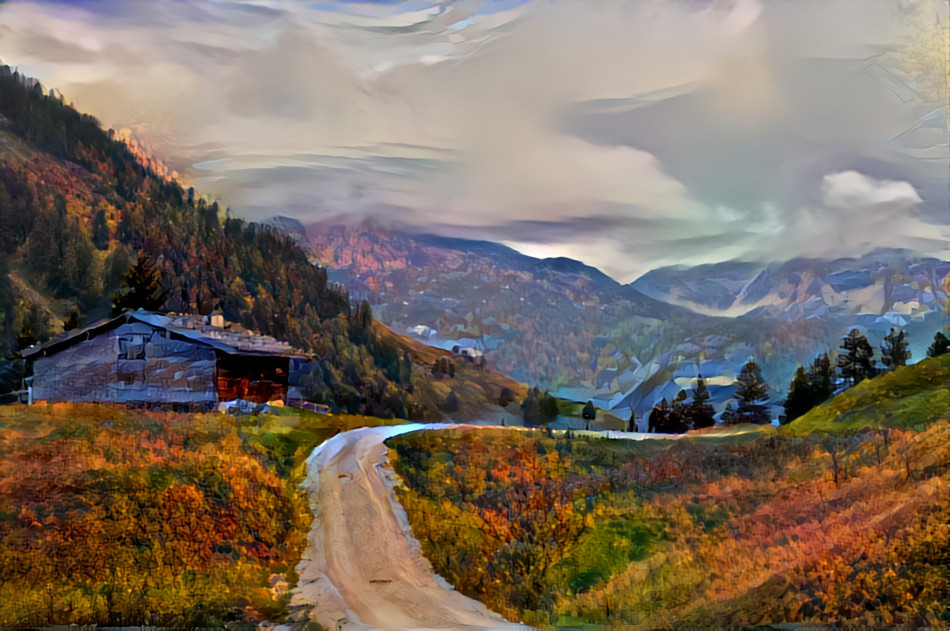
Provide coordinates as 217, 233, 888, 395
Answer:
123, 337, 145, 360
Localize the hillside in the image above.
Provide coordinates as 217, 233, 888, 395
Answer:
784, 352, 950, 435
301, 218, 704, 397
387, 357, 950, 627
0, 67, 519, 420
0, 403, 408, 626
292, 217, 928, 419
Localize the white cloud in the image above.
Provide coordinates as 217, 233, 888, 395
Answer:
0, 0, 945, 280
821, 170, 923, 208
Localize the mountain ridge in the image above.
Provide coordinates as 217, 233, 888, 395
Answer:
285, 216, 949, 422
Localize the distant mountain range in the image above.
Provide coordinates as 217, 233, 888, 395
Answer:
633, 252, 950, 323
277, 216, 950, 424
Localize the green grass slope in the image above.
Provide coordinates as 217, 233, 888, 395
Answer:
785, 354, 950, 436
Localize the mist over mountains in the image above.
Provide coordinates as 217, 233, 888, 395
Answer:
277, 216, 949, 423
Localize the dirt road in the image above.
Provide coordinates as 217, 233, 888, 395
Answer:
289, 422, 753, 629
291, 423, 525, 630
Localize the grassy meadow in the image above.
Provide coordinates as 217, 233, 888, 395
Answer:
387, 354, 950, 628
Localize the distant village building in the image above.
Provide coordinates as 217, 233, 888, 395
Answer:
21, 310, 311, 411
407, 324, 437, 341
452, 345, 483, 361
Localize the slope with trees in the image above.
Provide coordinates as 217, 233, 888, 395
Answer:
0, 66, 519, 418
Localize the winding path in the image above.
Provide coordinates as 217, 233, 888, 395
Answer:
289, 422, 731, 630
290, 423, 524, 630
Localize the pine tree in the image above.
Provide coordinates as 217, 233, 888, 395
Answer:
648, 400, 666, 433
685, 374, 715, 429
111, 253, 167, 314
808, 353, 835, 404
581, 400, 596, 421
837, 329, 876, 388
540, 391, 559, 421
783, 365, 811, 424
880, 328, 910, 370
928, 331, 949, 358
665, 390, 688, 433
521, 387, 544, 425
443, 390, 460, 413
357, 299, 373, 332
400, 352, 412, 389
724, 360, 769, 424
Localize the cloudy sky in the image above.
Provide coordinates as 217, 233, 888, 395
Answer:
0, 0, 946, 281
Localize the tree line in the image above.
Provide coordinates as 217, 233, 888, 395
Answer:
509, 325, 949, 434
782, 326, 948, 424
627, 326, 948, 433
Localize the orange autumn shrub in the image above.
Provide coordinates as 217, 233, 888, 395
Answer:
0, 403, 398, 627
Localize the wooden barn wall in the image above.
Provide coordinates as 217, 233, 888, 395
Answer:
31, 322, 218, 406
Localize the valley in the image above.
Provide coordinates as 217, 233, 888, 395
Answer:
295, 218, 949, 421
0, 14, 948, 627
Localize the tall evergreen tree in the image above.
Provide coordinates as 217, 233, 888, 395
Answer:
357, 299, 373, 332
400, 351, 413, 391
723, 360, 770, 425
836, 329, 876, 388
111, 253, 167, 314
443, 390, 460, 413
928, 331, 949, 358
540, 391, 559, 421
783, 365, 811, 424
520, 387, 542, 425
581, 400, 597, 421
784, 354, 837, 424
880, 328, 910, 370
808, 353, 835, 404
648, 399, 667, 433
91, 208, 110, 250
685, 374, 715, 429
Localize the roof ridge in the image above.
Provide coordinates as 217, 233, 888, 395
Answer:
21, 310, 310, 359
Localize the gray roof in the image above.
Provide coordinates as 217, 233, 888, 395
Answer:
21, 310, 310, 359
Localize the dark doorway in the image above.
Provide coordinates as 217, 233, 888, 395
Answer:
216, 353, 290, 403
